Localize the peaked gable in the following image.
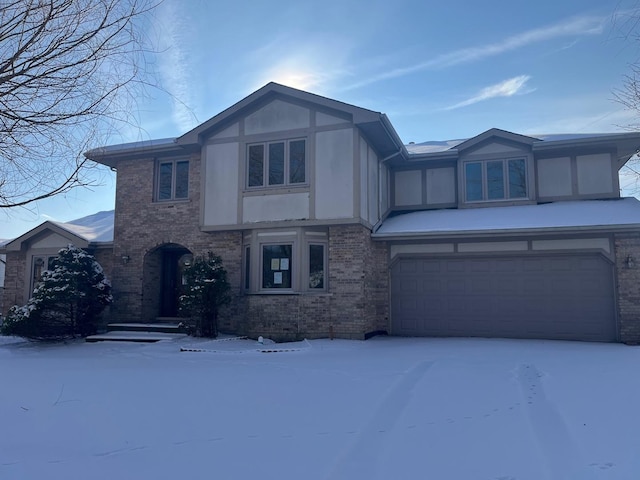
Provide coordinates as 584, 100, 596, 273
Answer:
3, 222, 89, 252
177, 82, 383, 145
455, 128, 540, 153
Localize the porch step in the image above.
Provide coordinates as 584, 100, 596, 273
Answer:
86, 322, 187, 343
107, 322, 184, 334
155, 317, 184, 324
86, 330, 187, 343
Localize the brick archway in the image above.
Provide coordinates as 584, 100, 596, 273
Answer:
142, 243, 192, 322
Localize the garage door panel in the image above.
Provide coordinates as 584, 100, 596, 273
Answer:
420, 260, 441, 273
522, 258, 544, 271
391, 253, 616, 342
446, 260, 466, 273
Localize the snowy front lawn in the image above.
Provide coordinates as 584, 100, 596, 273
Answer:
1, 336, 639, 480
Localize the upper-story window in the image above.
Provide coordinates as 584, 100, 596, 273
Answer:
247, 139, 306, 188
156, 159, 189, 201
464, 158, 527, 202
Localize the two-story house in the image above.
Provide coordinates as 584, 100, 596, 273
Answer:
3, 82, 640, 343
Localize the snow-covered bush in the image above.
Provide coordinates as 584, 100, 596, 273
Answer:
1, 245, 112, 340
179, 252, 230, 338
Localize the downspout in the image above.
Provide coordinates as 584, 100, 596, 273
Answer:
374, 114, 406, 234
373, 148, 402, 234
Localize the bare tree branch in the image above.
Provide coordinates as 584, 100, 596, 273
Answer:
0, 0, 160, 208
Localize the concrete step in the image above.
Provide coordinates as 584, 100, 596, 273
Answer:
155, 317, 184, 324
86, 331, 187, 343
107, 323, 183, 334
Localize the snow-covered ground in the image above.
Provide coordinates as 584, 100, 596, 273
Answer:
1, 335, 639, 480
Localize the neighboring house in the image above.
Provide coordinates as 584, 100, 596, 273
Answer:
3, 82, 640, 343
0, 212, 114, 319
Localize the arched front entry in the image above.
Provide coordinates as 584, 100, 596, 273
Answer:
142, 243, 193, 321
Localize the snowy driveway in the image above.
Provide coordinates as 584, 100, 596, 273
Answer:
1, 336, 639, 480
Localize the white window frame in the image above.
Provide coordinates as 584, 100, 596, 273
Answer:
246, 138, 307, 189
155, 158, 189, 202
463, 157, 528, 202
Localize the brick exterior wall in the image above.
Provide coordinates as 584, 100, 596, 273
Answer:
1, 250, 26, 318
614, 232, 640, 344
109, 153, 244, 329
107, 152, 391, 341
240, 225, 389, 341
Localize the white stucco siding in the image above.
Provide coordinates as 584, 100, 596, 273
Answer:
426, 167, 456, 204
537, 157, 572, 198
203, 142, 239, 226
315, 128, 354, 219
390, 243, 455, 259
394, 170, 422, 206
212, 122, 239, 139
244, 100, 310, 135
577, 153, 613, 195
469, 142, 526, 156
243, 193, 310, 223
532, 238, 611, 254
30, 232, 72, 249
316, 111, 347, 127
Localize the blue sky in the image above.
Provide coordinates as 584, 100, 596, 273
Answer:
2, 0, 640, 239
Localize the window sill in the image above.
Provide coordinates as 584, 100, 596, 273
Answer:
152, 198, 191, 205
244, 290, 330, 296
464, 198, 532, 206
243, 185, 309, 196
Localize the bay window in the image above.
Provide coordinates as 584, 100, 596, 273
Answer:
242, 229, 327, 293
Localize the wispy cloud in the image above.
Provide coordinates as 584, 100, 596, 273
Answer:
244, 34, 353, 95
155, 1, 200, 132
345, 14, 605, 90
444, 75, 534, 110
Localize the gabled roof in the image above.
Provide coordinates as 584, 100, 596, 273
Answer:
1, 211, 114, 252
453, 128, 540, 152
403, 129, 640, 169
179, 82, 386, 144
85, 82, 407, 166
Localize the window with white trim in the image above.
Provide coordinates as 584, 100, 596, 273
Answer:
464, 158, 527, 202
156, 159, 189, 201
247, 139, 306, 188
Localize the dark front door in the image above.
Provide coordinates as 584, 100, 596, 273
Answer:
160, 250, 182, 317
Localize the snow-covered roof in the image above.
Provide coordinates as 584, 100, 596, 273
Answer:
53, 210, 114, 243
1, 210, 114, 252
374, 198, 640, 238
404, 133, 631, 155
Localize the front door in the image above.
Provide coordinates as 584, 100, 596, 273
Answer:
160, 250, 189, 317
